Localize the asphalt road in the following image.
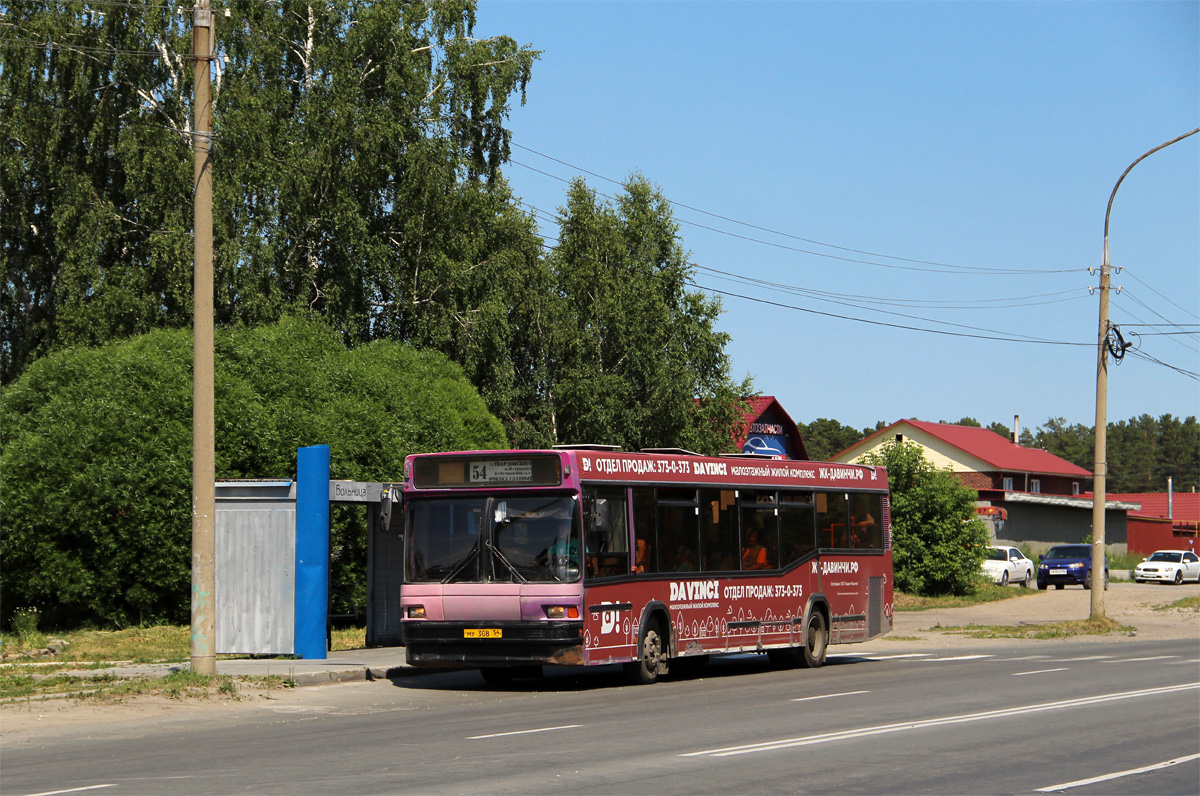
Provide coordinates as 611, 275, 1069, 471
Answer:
4, 638, 1198, 796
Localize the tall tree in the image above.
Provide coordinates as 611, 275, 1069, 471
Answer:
529, 176, 752, 453
859, 439, 988, 596
1, 0, 541, 384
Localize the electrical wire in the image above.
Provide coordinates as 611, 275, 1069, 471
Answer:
1120, 266, 1200, 321
506, 144, 1078, 276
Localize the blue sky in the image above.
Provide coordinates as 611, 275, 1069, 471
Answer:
476, 1, 1199, 433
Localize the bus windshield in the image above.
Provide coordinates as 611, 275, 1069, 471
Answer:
406, 495, 580, 584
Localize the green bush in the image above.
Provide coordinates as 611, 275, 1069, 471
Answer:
860, 439, 989, 596
0, 317, 506, 629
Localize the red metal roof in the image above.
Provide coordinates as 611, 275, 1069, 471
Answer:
1083, 492, 1200, 520
839, 419, 1091, 477
731, 396, 809, 460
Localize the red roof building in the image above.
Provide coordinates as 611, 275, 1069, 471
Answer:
732, 396, 809, 460
1083, 491, 1200, 555
832, 419, 1136, 547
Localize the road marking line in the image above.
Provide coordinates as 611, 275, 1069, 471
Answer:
1168, 659, 1200, 665
916, 655, 993, 661
1045, 655, 1113, 662
1013, 668, 1069, 676
24, 787, 116, 796
1034, 752, 1200, 792
680, 682, 1199, 758
792, 690, 870, 702
1102, 655, 1177, 663
1003, 655, 1051, 661
468, 724, 582, 740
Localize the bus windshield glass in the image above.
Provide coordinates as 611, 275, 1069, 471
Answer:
406, 495, 580, 584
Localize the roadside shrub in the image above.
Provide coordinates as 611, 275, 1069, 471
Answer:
0, 317, 506, 629
860, 439, 989, 596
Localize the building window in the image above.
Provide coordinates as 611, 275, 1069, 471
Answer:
1072, 482, 1080, 495
1031, 479, 1041, 494
1002, 477, 1014, 491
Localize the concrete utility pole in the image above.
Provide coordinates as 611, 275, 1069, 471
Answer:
1090, 127, 1199, 620
191, 0, 216, 675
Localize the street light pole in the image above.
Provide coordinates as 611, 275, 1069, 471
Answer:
1090, 127, 1198, 620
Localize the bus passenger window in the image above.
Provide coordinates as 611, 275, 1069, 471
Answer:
850, 493, 883, 549
740, 491, 778, 570
632, 487, 656, 573
583, 487, 629, 578
700, 488, 738, 571
780, 498, 815, 566
816, 492, 850, 549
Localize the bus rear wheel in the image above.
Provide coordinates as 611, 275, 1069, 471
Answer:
801, 611, 827, 669
624, 625, 666, 685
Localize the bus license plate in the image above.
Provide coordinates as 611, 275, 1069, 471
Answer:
464, 628, 502, 639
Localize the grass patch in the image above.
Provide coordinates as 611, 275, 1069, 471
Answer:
1, 625, 190, 664
330, 627, 366, 651
895, 584, 1036, 612
0, 622, 356, 701
1154, 595, 1200, 612
929, 616, 1133, 639
0, 670, 298, 702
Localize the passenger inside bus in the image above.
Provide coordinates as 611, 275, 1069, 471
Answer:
633, 537, 651, 573
673, 545, 696, 572
741, 529, 771, 570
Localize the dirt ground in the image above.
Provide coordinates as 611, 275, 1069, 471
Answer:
883, 581, 1200, 647
2, 583, 1196, 740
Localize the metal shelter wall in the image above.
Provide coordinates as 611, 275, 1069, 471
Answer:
215, 480, 297, 654
215, 477, 403, 655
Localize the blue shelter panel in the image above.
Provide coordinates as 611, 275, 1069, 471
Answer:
295, 445, 331, 659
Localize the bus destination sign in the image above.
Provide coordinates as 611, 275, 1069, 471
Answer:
411, 453, 564, 489
470, 460, 532, 484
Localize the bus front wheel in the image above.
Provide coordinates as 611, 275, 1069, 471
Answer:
624, 625, 666, 685
801, 611, 828, 669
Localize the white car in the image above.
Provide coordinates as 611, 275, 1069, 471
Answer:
1133, 550, 1200, 585
982, 545, 1034, 587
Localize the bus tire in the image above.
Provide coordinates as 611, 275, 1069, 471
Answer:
800, 611, 828, 669
624, 625, 666, 685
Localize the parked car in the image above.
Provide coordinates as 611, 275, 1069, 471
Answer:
1037, 544, 1108, 590
1133, 550, 1200, 585
981, 545, 1034, 587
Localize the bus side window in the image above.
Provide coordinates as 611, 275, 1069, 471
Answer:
700, 488, 739, 571
584, 487, 630, 578
816, 492, 850, 549
780, 492, 815, 566
849, 492, 883, 549
632, 487, 656, 573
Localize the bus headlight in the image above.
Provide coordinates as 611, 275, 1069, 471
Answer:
543, 605, 579, 619
405, 605, 426, 618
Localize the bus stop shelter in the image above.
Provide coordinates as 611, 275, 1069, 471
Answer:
214, 446, 404, 658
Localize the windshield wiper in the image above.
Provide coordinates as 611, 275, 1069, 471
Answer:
489, 543, 528, 583
441, 547, 479, 584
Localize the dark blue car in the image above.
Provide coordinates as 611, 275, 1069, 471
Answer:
1037, 544, 1108, 590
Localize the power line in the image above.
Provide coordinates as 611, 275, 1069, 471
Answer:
0, 37, 174, 57
517, 197, 1087, 343
692, 283, 1091, 346
507, 144, 1078, 276
1121, 266, 1200, 321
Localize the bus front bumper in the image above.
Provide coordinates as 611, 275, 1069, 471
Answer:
402, 621, 585, 668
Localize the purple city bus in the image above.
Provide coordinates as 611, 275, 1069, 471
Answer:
399, 448, 892, 684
